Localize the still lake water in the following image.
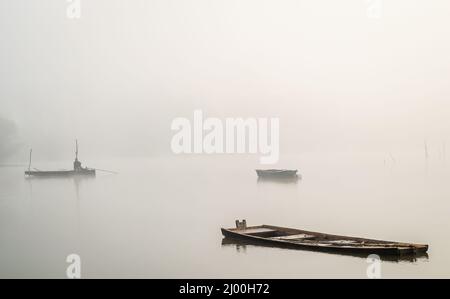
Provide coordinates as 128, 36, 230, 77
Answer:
0, 153, 449, 278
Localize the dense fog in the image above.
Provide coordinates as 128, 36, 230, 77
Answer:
1, 1, 450, 162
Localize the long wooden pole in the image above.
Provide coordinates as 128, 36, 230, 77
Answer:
28, 149, 32, 171
94, 168, 118, 174
75, 139, 78, 160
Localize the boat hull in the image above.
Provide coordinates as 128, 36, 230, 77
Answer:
25, 169, 96, 177
256, 169, 298, 178
221, 225, 428, 256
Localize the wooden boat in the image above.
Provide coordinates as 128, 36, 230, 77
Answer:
221, 220, 428, 256
256, 169, 298, 178
25, 168, 95, 177
24, 140, 96, 177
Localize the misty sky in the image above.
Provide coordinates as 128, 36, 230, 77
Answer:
1, 0, 450, 161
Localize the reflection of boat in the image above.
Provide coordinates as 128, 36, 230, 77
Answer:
222, 220, 429, 257
221, 237, 428, 263
24, 140, 96, 177
257, 175, 300, 184
256, 169, 298, 178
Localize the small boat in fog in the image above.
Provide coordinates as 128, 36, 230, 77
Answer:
256, 169, 298, 178
24, 140, 96, 177
25, 168, 95, 177
221, 220, 429, 256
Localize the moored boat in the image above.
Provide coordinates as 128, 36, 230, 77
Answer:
24, 140, 96, 177
25, 168, 95, 177
221, 220, 428, 256
256, 169, 298, 178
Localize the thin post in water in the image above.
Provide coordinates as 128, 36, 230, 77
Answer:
28, 149, 32, 172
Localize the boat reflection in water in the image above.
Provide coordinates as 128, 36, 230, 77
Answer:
257, 175, 300, 184
222, 238, 248, 253
25, 173, 96, 182
221, 237, 428, 263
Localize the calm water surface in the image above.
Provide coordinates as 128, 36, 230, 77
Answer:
0, 153, 448, 278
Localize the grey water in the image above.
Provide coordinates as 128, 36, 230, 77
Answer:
0, 152, 449, 278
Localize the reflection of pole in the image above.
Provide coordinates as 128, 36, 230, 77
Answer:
424, 140, 429, 160
73, 178, 81, 257
443, 142, 446, 162
28, 149, 32, 171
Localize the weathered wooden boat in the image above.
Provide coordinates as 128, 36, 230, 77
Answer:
24, 140, 96, 177
256, 169, 298, 178
221, 220, 428, 256
25, 168, 96, 177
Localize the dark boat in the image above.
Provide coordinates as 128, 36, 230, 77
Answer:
24, 140, 96, 177
24, 169, 95, 177
256, 169, 298, 178
221, 220, 428, 256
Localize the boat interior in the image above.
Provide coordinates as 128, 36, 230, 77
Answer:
235, 226, 346, 244
232, 225, 412, 248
